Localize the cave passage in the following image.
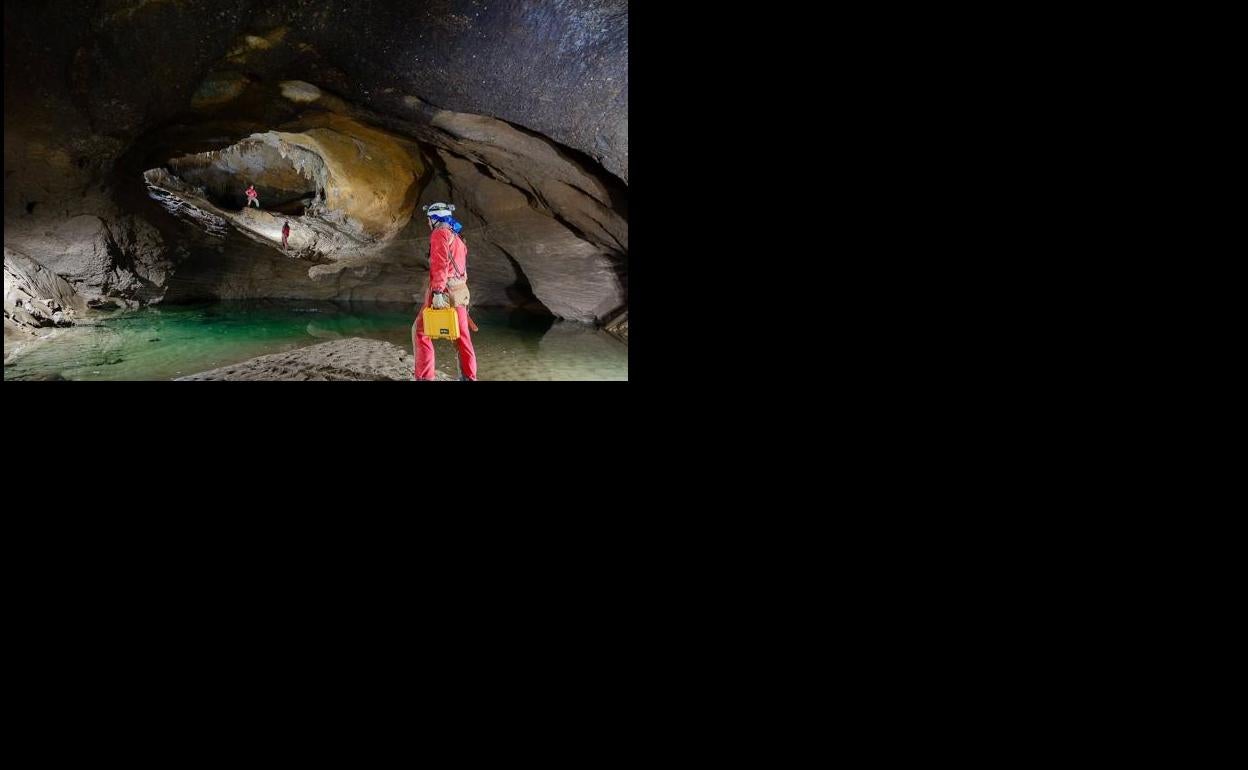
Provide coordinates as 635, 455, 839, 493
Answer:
3, 0, 629, 381
164, 139, 321, 214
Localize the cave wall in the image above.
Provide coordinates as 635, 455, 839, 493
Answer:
3, 0, 627, 324
292, 0, 629, 184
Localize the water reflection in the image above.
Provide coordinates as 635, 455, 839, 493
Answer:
4, 299, 626, 381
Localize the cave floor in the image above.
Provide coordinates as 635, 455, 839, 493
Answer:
2, 300, 627, 381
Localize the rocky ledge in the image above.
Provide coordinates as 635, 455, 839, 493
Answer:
174, 337, 458, 380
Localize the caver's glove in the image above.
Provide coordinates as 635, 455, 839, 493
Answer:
431, 292, 449, 309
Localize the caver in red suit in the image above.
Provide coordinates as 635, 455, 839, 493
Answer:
413, 204, 476, 381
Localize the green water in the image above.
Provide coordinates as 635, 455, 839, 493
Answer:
2, 300, 628, 381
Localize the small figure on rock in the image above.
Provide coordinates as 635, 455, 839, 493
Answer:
245, 183, 260, 208
282, 221, 291, 250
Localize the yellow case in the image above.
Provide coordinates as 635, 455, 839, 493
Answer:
422, 307, 460, 340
